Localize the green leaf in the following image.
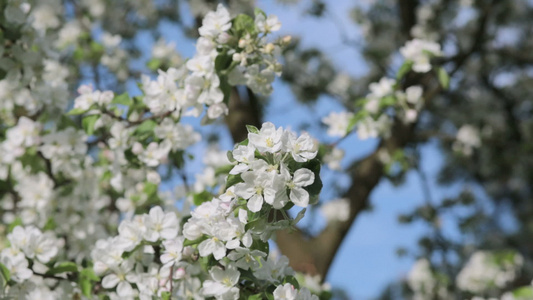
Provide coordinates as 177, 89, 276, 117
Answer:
8, 218, 22, 233
215, 164, 234, 177
67, 107, 89, 116
161, 291, 171, 300
215, 52, 232, 72
513, 286, 533, 298
347, 110, 368, 131
396, 60, 413, 79
79, 268, 100, 297
144, 182, 158, 197
225, 174, 243, 189
254, 8, 267, 18
380, 95, 396, 107
248, 294, 263, 300
232, 14, 255, 34
0, 262, 11, 283
183, 236, 208, 247
246, 125, 259, 134
282, 275, 300, 289
147, 58, 162, 71
302, 159, 323, 205
43, 217, 56, 231
219, 74, 231, 105
82, 114, 100, 136
46, 262, 78, 275
193, 191, 212, 206
437, 67, 450, 89
227, 150, 235, 162
133, 119, 157, 139
251, 239, 269, 254
111, 93, 132, 106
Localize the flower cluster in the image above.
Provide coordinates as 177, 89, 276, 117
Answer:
138, 4, 285, 120
90, 122, 321, 299
322, 38, 442, 143
456, 251, 523, 294
1, 226, 61, 283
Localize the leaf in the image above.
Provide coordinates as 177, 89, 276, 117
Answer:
0, 262, 11, 283
513, 286, 533, 298
251, 239, 269, 254
437, 67, 450, 89
8, 217, 22, 233
282, 275, 300, 289
232, 14, 255, 34
193, 191, 212, 206
301, 159, 323, 205
82, 114, 100, 136
254, 8, 267, 18
227, 150, 235, 162
133, 119, 157, 140
43, 217, 56, 231
46, 262, 78, 275
183, 236, 208, 247
347, 110, 368, 132
215, 164, 234, 177
67, 107, 89, 116
79, 268, 100, 297
246, 125, 259, 134
161, 291, 171, 300
225, 174, 243, 189
396, 60, 413, 79
147, 58, 161, 71
219, 74, 231, 105
111, 92, 132, 106
215, 52, 232, 72
291, 208, 307, 225
248, 294, 263, 300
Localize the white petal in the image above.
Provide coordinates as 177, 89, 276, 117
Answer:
290, 187, 309, 207
102, 273, 120, 288
247, 194, 263, 212
293, 168, 315, 187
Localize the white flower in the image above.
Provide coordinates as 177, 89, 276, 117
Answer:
202, 266, 240, 299
357, 115, 392, 140
230, 144, 256, 175
143, 206, 179, 242
234, 171, 276, 212
281, 166, 315, 208
322, 111, 354, 137
0, 253, 32, 283
400, 39, 442, 73
368, 77, 396, 99
453, 125, 481, 156
116, 220, 144, 251
198, 4, 232, 38
160, 237, 184, 266
283, 131, 318, 162
248, 122, 284, 153
74, 85, 114, 110
255, 14, 281, 33
102, 259, 137, 297
320, 198, 350, 223
273, 283, 298, 300
138, 142, 171, 167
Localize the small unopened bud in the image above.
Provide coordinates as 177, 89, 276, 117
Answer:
132, 142, 143, 155
282, 35, 292, 45
238, 39, 247, 48
174, 268, 186, 279
264, 43, 275, 54
232, 53, 242, 62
